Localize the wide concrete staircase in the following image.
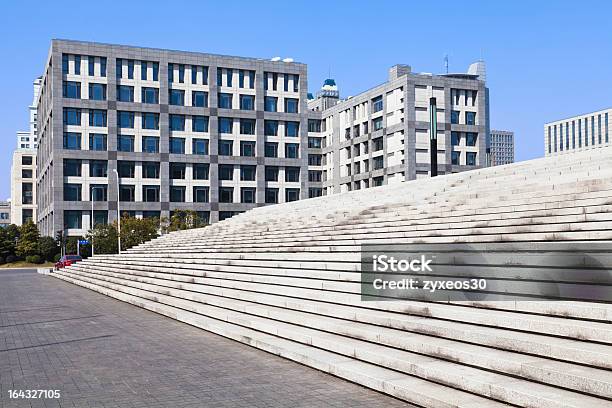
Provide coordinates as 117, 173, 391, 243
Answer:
52, 148, 612, 407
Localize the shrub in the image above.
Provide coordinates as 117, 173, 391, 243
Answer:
5, 255, 17, 264
38, 236, 59, 261
25, 255, 43, 264
0, 256, 4, 265
53, 253, 62, 262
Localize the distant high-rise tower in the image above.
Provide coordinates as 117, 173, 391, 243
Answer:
489, 130, 514, 166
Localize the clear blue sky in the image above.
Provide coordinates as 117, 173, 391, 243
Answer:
1, 0, 610, 199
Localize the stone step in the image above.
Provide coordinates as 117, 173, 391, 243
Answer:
51, 272, 511, 408
54, 268, 612, 407
68, 263, 612, 366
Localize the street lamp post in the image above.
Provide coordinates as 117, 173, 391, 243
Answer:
112, 169, 121, 254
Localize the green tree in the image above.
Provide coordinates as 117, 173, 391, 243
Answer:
16, 221, 40, 258
0, 224, 20, 258
119, 216, 159, 251
38, 236, 60, 261
162, 210, 208, 233
86, 224, 118, 254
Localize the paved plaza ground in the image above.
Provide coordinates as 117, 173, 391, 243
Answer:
0, 269, 411, 408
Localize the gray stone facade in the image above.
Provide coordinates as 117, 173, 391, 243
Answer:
36, 40, 489, 237
36, 40, 309, 237
308, 64, 489, 194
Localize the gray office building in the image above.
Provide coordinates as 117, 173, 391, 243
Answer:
490, 129, 514, 165
36, 40, 489, 237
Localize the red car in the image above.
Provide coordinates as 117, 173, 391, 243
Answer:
54, 255, 83, 270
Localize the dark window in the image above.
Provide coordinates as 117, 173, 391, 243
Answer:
127, 59, 134, 79
170, 115, 185, 131
62, 54, 69, 74
265, 142, 278, 158
219, 140, 233, 155
219, 187, 234, 203
373, 117, 383, 131
193, 186, 209, 203
452, 151, 460, 165
265, 166, 279, 181
285, 188, 300, 202
285, 143, 299, 158
117, 161, 135, 178
170, 137, 185, 154
141, 87, 159, 104
63, 108, 81, 125
308, 120, 321, 133
21, 169, 32, 179
373, 137, 383, 151
466, 152, 477, 166
63, 159, 81, 177
265, 188, 278, 203
265, 96, 277, 112
193, 164, 209, 180
265, 120, 278, 136
169, 89, 185, 106
89, 110, 107, 127
170, 163, 186, 179
218, 93, 233, 109
285, 98, 298, 113
239, 94, 255, 110
170, 186, 186, 202
89, 83, 106, 100
117, 85, 134, 102
141, 61, 148, 80
241, 187, 256, 203
22, 156, 32, 165
64, 210, 82, 229
451, 131, 460, 146
308, 170, 322, 182
21, 209, 32, 224
192, 91, 208, 107
117, 111, 135, 128
63, 132, 81, 150
22, 183, 33, 204
63, 183, 82, 201
285, 121, 299, 137
119, 185, 135, 202
372, 96, 383, 112
117, 135, 134, 152
142, 136, 159, 153
63, 81, 81, 98
142, 113, 160, 130
192, 139, 209, 155
143, 185, 160, 202
142, 162, 160, 178
90, 184, 107, 201
192, 116, 209, 132
373, 156, 384, 170
92, 210, 107, 226
152, 63, 159, 81
308, 154, 321, 166
451, 110, 460, 124
219, 164, 234, 180
466, 132, 478, 146
86, 56, 97, 79
240, 141, 255, 157
465, 112, 476, 125
285, 167, 300, 182
89, 133, 107, 151
240, 165, 256, 181
89, 160, 107, 177
240, 119, 255, 135
218, 117, 233, 133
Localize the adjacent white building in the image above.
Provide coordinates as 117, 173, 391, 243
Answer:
10, 78, 41, 225
545, 108, 610, 156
